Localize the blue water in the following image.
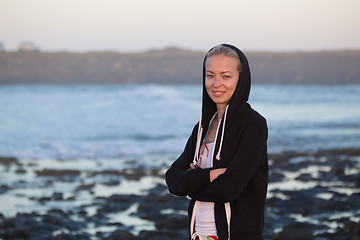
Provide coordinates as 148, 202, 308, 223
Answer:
0, 84, 359, 161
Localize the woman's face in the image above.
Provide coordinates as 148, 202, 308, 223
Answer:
205, 54, 239, 109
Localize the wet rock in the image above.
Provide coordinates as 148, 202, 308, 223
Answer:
90, 168, 146, 181
35, 168, 81, 180
295, 173, 312, 182
269, 151, 308, 169
0, 213, 56, 240
90, 169, 123, 176
278, 190, 320, 215
102, 180, 120, 186
269, 171, 285, 182
138, 230, 188, 240
318, 220, 360, 240
272, 222, 314, 240
104, 230, 138, 240
135, 184, 188, 221
0, 147, 359, 239
97, 194, 139, 213
42, 209, 87, 232
53, 232, 91, 240
343, 173, 360, 187
314, 148, 360, 158
36, 192, 65, 203
343, 221, 360, 236
0, 184, 9, 194
155, 214, 188, 230
52, 192, 64, 200
15, 168, 27, 174
0, 156, 19, 166
317, 169, 337, 182
76, 182, 95, 191
331, 161, 346, 176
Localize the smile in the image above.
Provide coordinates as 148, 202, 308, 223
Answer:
212, 91, 225, 97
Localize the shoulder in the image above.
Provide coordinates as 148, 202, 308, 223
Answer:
240, 105, 267, 128
238, 108, 268, 139
250, 109, 267, 127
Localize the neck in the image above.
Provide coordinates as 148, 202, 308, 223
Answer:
216, 104, 228, 119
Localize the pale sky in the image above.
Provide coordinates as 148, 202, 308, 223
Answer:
1, 0, 359, 52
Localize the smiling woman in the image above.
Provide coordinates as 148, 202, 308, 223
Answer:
166, 44, 268, 240
205, 52, 240, 118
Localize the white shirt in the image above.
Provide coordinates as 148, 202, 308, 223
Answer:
195, 141, 217, 236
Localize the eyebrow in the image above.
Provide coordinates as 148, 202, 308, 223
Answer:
206, 70, 233, 74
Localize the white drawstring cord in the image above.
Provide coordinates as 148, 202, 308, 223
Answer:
225, 202, 231, 240
193, 113, 203, 166
191, 232, 203, 240
190, 201, 200, 236
216, 105, 229, 161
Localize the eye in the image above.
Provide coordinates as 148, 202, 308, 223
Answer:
206, 74, 214, 79
223, 75, 231, 79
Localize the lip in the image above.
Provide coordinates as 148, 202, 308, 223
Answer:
212, 90, 225, 97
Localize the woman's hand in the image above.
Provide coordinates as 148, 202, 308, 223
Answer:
210, 168, 226, 182
189, 163, 196, 170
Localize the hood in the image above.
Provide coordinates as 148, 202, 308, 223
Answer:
201, 43, 251, 131
192, 44, 253, 166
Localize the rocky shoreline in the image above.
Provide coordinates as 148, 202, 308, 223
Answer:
0, 148, 359, 240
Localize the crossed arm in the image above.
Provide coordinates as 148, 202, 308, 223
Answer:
189, 163, 226, 183
166, 120, 267, 203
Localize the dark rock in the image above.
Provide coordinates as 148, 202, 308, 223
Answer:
318, 220, 360, 240
76, 183, 95, 191
90, 168, 147, 181
104, 230, 138, 240
272, 222, 314, 240
35, 168, 81, 180
138, 230, 188, 240
97, 194, 139, 213
36, 192, 65, 202
330, 161, 346, 176
52, 192, 64, 200
269, 171, 285, 182
343, 221, 360, 236
53, 232, 91, 240
102, 180, 120, 186
155, 214, 188, 230
0, 184, 9, 194
15, 168, 27, 174
0, 213, 56, 240
295, 173, 312, 182
135, 184, 188, 221
0, 156, 19, 166
41, 209, 86, 231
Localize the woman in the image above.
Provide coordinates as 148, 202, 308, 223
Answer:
165, 44, 268, 240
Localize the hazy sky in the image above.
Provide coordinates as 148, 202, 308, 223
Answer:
1, 0, 359, 52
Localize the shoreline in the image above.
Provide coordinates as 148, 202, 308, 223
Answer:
0, 147, 359, 239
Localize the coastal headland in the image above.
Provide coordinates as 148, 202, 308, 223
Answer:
1, 47, 360, 84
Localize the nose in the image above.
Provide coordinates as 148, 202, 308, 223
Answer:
213, 76, 222, 87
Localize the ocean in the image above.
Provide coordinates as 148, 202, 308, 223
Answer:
0, 84, 359, 161
0, 83, 360, 239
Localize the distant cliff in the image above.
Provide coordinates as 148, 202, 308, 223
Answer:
0, 47, 359, 84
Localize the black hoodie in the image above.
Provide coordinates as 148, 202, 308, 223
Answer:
166, 44, 268, 240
